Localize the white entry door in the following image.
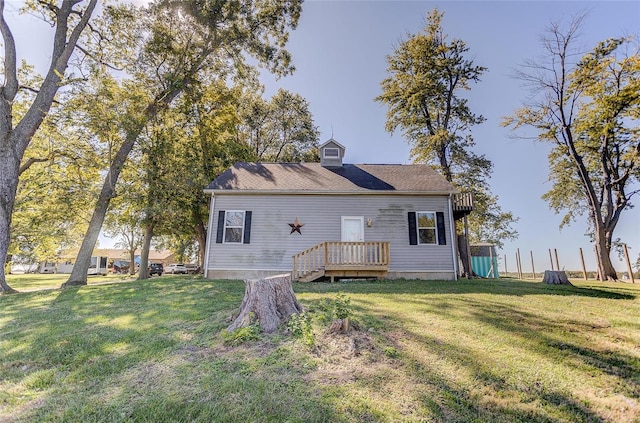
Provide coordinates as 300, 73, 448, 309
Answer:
341, 217, 364, 264
341, 216, 364, 241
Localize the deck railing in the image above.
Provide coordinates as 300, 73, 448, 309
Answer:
452, 192, 473, 219
292, 241, 390, 281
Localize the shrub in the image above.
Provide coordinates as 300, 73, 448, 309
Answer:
317, 292, 353, 324
287, 312, 315, 348
221, 323, 261, 346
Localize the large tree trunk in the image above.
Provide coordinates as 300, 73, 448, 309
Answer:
128, 245, 136, 276
594, 226, 618, 281
227, 273, 304, 333
0, 0, 98, 294
457, 233, 472, 278
137, 223, 154, 280
195, 218, 207, 272
0, 146, 19, 294
62, 134, 138, 288
63, 90, 184, 288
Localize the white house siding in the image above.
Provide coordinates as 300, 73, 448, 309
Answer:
206, 193, 456, 280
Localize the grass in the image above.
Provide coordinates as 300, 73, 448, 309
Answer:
5, 273, 135, 291
1, 275, 639, 422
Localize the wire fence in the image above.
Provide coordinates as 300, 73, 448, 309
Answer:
499, 245, 637, 282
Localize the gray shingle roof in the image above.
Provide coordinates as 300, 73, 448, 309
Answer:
205, 162, 456, 194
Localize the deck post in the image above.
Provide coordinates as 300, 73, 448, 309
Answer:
323, 242, 328, 267
292, 255, 297, 280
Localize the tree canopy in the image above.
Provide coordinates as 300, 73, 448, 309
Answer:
503, 15, 640, 280
238, 88, 319, 162
62, 0, 303, 287
376, 9, 517, 250
0, 0, 100, 293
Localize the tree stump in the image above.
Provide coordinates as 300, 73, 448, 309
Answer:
327, 318, 351, 334
227, 273, 304, 333
542, 270, 573, 286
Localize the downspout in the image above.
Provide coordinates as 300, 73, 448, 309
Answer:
203, 193, 216, 278
448, 194, 458, 281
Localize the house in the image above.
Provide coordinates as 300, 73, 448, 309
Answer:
53, 248, 176, 274
203, 139, 472, 281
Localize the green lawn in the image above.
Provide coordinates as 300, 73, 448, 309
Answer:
1, 276, 638, 422
5, 273, 135, 292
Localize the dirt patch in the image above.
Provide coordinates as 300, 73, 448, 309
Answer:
304, 327, 401, 387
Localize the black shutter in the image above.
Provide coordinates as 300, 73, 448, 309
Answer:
216, 210, 225, 243
408, 212, 417, 245
436, 212, 446, 245
243, 211, 252, 244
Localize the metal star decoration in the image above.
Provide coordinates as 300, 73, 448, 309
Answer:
288, 217, 304, 235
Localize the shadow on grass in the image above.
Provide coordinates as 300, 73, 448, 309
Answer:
371, 304, 627, 421
0, 279, 344, 422
296, 279, 638, 421
299, 296, 618, 421
3, 277, 638, 422
462, 299, 640, 400
294, 278, 636, 300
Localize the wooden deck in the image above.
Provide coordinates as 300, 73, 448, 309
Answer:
292, 241, 390, 282
453, 192, 473, 219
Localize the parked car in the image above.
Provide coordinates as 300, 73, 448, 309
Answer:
165, 263, 187, 274
148, 263, 163, 276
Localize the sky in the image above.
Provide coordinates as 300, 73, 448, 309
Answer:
255, 0, 640, 274
4, 0, 640, 275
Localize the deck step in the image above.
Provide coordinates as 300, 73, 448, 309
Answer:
295, 269, 325, 283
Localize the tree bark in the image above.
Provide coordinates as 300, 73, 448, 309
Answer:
0, 0, 98, 294
594, 226, 618, 281
137, 223, 154, 280
542, 270, 573, 286
62, 129, 140, 287
195, 218, 207, 272
227, 273, 304, 334
457, 233, 472, 278
0, 144, 19, 294
63, 86, 185, 288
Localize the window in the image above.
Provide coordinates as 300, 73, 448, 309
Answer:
408, 211, 446, 246
224, 211, 245, 243
417, 212, 437, 244
216, 210, 252, 244
323, 147, 340, 158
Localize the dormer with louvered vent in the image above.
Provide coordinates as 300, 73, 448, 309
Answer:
320, 138, 345, 167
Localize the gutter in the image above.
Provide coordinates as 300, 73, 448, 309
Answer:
203, 189, 458, 196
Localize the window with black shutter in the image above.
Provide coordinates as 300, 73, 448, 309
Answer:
409, 211, 447, 245
216, 210, 252, 244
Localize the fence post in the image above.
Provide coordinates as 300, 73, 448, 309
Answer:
530, 250, 536, 279
579, 248, 588, 280
623, 243, 635, 283
504, 254, 508, 277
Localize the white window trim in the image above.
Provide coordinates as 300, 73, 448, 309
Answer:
417, 211, 437, 245
223, 210, 245, 244
323, 147, 340, 158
